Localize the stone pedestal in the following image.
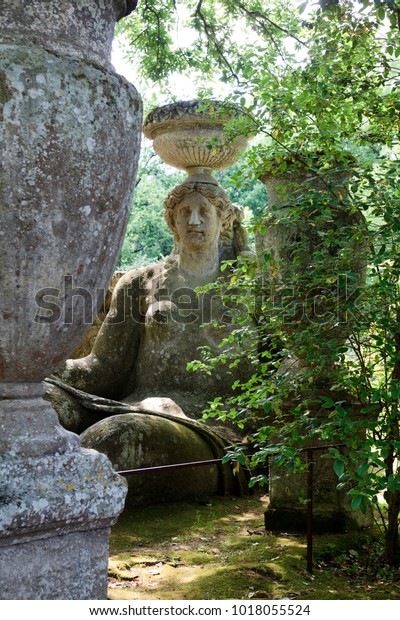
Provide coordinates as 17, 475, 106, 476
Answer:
258, 161, 370, 532
0, 383, 128, 599
265, 440, 372, 534
257, 165, 367, 345
1, 529, 112, 600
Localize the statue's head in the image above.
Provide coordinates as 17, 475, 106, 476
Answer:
164, 180, 238, 254
165, 181, 235, 231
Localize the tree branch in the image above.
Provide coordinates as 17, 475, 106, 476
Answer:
194, 0, 243, 84
236, 2, 307, 47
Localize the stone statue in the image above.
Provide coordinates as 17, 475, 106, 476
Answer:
47, 175, 254, 505
49, 176, 253, 421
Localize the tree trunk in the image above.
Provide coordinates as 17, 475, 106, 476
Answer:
384, 490, 400, 565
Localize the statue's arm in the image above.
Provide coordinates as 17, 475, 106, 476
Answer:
53, 271, 143, 398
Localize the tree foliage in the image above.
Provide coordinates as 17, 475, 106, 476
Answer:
118, 147, 181, 269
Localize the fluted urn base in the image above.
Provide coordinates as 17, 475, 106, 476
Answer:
0, 383, 127, 600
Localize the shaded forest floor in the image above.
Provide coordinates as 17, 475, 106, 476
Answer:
108, 494, 400, 600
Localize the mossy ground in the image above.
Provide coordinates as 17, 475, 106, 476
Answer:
108, 494, 400, 600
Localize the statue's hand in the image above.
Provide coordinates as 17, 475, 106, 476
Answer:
47, 356, 90, 387
47, 360, 68, 381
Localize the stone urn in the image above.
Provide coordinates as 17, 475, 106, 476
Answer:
143, 99, 253, 182
0, 0, 142, 600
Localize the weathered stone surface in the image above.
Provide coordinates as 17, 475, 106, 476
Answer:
266, 439, 373, 534
0, 442, 127, 538
0, 45, 142, 381
52, 180, 254, 422
0, 0, 137, 69
0, 529, 111, 600
143, 100, 252, 173
257, 167, 367, 342
0, 390, 128, 600
71, 271, 125, 359
0, 386, 79, 457
48, 181, 254, 504
257, 164, 372, 533
48, 101, 254, 509
45, 382, 101, 435
80, 412, 243, 507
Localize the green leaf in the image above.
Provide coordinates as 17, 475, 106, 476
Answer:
351, 495, 363, 510
387, 475, 400, 492
357, 462, 369, 477
321, 396, 335, 409
391, 385, 400, 399
249, 474, 268, 488
298, 1, 308, 14
333, 460, 345, 478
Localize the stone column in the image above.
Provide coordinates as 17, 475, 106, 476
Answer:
257, 164, 366, 348
0, 0, 142, 599
257, 161, 371, 532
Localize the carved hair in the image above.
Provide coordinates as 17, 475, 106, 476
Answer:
164, 181, 234, 229
164, 180, 251, 259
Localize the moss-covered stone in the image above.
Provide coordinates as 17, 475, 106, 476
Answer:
0, 71, 12, 104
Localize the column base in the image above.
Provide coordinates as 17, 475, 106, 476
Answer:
0, 528, 112, 600
0, 387, 127, 599
264, 507, 366, 534
265, 445, 373, 534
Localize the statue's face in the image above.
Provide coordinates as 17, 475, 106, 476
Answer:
174, 191, 222, 249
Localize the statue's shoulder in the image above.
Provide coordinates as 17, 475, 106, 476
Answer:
113, 262, 165, 294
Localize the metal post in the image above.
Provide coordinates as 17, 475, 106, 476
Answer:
306, 449, 314, 573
